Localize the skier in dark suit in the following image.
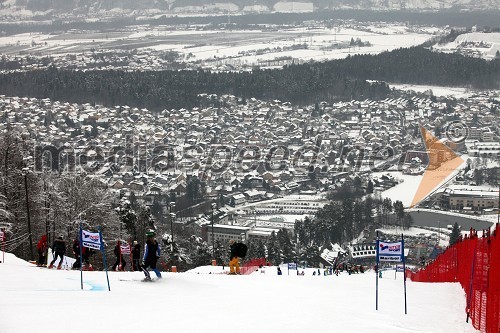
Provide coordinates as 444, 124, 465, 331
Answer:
141, 231, 162, 281
49, 234, 66, 269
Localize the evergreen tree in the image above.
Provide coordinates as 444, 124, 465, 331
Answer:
353, 176, 362, 192
213, 239, 224, 265
277, 228, 295, 263
150, 195, 163, 222
300, 242, 320, 267
340, 198, 354, 241
137, 205, 156, 246
254, 239, 266, 259
382, 197, 393, 225
393, 200, 405, 227
114, 199, 138, 240
129, 191, 138, 211
246, 239, 266, 260
402, 213, 414, 230
353, 199, 364, 234
266, 231, 281, 265
449, 223, 461, 246
188, 235, 211, 267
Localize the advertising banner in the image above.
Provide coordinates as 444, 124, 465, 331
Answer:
81, 230, 102, 250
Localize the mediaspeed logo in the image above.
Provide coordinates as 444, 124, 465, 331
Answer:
410, 124, 465, 208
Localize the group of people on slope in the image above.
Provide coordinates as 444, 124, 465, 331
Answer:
72, 238, 94, 270
110, 232, 161, 281
35, 231, 161, 280
38, 234, 88, 270
36, 231, 245, 280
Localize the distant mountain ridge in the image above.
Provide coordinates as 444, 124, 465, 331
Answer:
1, 0, 499, 18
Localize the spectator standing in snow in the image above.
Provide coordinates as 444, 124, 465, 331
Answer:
141, 231, 162, 281
49, 234, 66, 269
132, 240, 141, 271
112, 240, 126, 271
36, 234, 48, 266
72, 237, 82, 270
228, 239, 240, 275
277, 267, 282, 275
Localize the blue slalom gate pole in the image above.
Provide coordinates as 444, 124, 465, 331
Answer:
375, 231, 379, 311
79, 223, 84, 290
402, 233, 407, 315
99, 227, 111, 291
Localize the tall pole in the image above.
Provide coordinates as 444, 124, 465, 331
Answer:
169, 202, 175, 244
375, 230, 379, 311
211, 202, 216, 259
23, 171, 34, 261
170, 213, 175, 244
402, 233, 407, 315
79, 223, 83, 290
211, 206, 215, 259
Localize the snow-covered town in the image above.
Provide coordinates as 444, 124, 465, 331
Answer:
0, 84, 498, 251
0, 5, 499, 333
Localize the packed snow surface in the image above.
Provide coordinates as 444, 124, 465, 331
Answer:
0, 252, 477, 333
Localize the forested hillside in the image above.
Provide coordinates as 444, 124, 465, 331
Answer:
0, 47, 498, 111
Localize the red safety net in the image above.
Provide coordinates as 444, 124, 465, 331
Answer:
408, 223, 500, 333
240, 258, 269, 275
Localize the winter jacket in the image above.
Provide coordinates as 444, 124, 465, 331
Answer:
229, 243, 237, 260
72, 240, 80, 255
132, 244, 141, 259
143, 239, 160, 264
114, 244, 121, 257
52, 239, 66, 254
37, 235, 48, 251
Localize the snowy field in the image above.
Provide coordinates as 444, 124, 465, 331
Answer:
3, 23, 499, 70
434, 32, 500, 60
0, 252, 478, 333
0, 24, 434, 68
388, 83, 477, 98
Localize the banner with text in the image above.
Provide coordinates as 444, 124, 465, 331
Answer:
377, 241, 403, 262
81, 230, 102, 250
120, 243, 131, 255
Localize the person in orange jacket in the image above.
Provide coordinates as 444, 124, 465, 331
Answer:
228, 240, 240, 275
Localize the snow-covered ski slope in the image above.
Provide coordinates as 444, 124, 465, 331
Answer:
0, 252, 478, 333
